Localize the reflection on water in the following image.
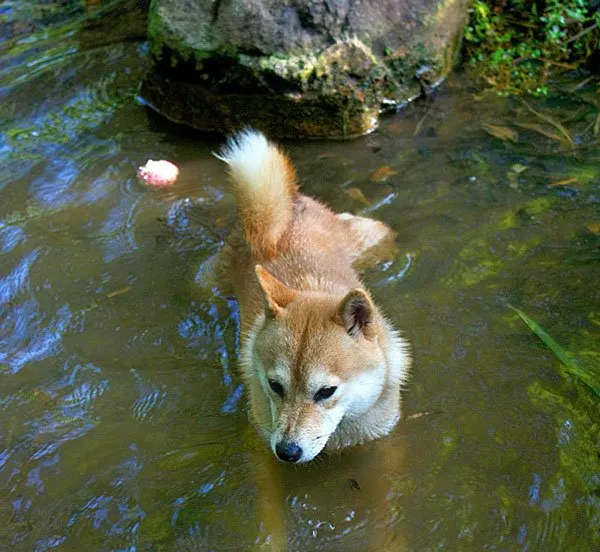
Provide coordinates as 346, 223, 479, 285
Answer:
1, 1, 599, 551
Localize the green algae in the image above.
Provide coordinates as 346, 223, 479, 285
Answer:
443, 234, 540, 288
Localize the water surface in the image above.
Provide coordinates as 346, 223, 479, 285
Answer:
1, 2, 599, 551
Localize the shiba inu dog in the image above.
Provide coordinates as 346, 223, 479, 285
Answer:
215, 130, 410, 464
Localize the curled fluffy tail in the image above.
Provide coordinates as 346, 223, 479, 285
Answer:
216, 130, 297, 260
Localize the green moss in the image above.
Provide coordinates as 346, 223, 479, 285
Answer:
246, 52, 319, 84
497, 210, 519, 230
522, 197, 553, 216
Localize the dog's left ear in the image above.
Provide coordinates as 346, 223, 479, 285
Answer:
336, 289, 375, 339
255, 265, 298, 318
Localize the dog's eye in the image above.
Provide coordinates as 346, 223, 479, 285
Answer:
268, 379, 285, 397
314, 386, 337, 402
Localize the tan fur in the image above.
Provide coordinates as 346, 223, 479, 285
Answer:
216, 130, 410, 463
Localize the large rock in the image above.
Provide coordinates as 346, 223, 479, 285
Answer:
141, 0, 469, 138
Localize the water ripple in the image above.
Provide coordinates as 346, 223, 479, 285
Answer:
0, 447, 10, 470
27, 157, 79, 206
34, 535, 66, 552
98, 191, 144, 263
0, 152, 43, 192
60, 379, 110, 420
0, 300, 71, 374
0, 224, 26, 253
30, 423, 96, 462
166, 198, 223, 253
130, 369, 167, 422
0, 248, 42, 304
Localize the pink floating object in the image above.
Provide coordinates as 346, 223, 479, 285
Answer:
137, 159, 179, 187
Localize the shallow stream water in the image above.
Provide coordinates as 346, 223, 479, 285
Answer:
1, 2, 599, 551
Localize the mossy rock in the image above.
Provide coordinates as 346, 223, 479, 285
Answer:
141, 0, 469, 138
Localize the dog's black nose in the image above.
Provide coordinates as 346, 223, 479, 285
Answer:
275, 441, 302, 463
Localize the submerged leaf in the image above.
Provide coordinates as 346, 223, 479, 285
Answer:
550, 177, 579, 188
520, 100, 573, 145
509, 306, 600, 397
344, 187, 371, 206
585, 222, 600, 234
515, 122, 568, 144
481, 123, 518, 142
370, 165, 398, 183
107, 286, 131, 298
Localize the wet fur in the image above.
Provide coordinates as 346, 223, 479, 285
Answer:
216, 130, 410, 462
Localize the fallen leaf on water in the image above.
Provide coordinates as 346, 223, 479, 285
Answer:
549, 177, 578, 187
107, 286, 132, 298
586, 222, 600, 234
344, 187, 371, 206
370, 165, 398, 182
515, 122, 568, 145
481, 122, 518, 142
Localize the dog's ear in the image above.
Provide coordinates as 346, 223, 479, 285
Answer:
336, 289, 375, 339
255, 265, 298, 318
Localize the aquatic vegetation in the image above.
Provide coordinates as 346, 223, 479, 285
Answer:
464, 0, 600, 95
510, 306, 600, 397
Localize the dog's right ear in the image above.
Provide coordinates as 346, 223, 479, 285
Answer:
255, 265, 298, 318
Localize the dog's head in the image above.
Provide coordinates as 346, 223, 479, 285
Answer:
248, 265, 388, 463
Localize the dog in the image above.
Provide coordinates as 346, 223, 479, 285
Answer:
214, 130, 410, 464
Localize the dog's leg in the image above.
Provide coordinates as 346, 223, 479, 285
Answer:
336, 213, 399, 271
194, 243, 235, 297
244, 426, 288, 551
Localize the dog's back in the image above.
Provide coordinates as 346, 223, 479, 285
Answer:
217, 130, 389, 330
